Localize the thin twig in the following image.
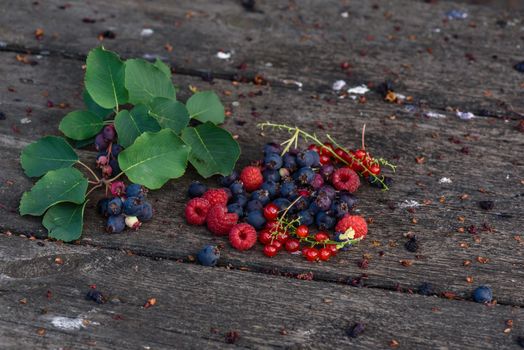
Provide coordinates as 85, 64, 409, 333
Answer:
77, 161, 100, 183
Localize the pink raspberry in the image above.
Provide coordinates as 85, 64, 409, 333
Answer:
331, 167, 360, 192
185, 198, 211, 225
229, 223, 257, 251
206, 205, 238, 236
202, 189, 229, 207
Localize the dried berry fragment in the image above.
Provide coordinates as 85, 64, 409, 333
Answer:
479, 200, 494, 210
404, 236, 419, 252
225, 331, 240, 344
418, 282, 434, 296
347, 323, 365, 338
86, 289, 106, 304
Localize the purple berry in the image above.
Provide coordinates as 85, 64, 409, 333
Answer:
320, 164, 335, 180
246, 210, 266, 230
311, 174, 324, 189
264, 152, 283, 170
95, 134, 108, 151
103, 125, 116, 141
188, 181, 207, 198
106, 214, 125, 233
197, 245, 220, 267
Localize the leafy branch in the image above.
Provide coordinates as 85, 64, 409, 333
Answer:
18, 47, 240, 242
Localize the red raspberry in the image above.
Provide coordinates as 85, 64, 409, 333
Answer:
240, 166, 263, 192
335, 215, 368, 239
206, 205, 238, 236
229, 223, 257, 251
202, 189, 229, 207
185, 198, 211, 225
331, 167, 360, 192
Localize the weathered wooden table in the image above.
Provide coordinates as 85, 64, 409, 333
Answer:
1, 0, 523, 348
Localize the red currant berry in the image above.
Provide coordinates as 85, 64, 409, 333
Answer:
265, 220, 279, 232
334, 148, 346, 161
272, 240, 283, 251
258, 229, 272, 245
296, 225, 309, 238
369, 163, 381, 175
307, 144, 320, 153
263, 244, 278, 257
297, 189, 310, 197
285, 239, 300, 252
319, 247, 331, 261
305, 247, 319, 262
326, 244, 338, 256
315, 232, 329, 242
276, 231, 290, 243
263, 203, 279, 221
354, 149, 366, 160
319, 154, 331, 165
320, 143, 334, 157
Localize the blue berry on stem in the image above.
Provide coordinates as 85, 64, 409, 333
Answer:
339, 192, 358, 209
109, 159, 121, 175
296, 150, 320, 168
294, 167, 315, 185
111, 144, 123, 157
263, 142, 281, 155
280, 181, 297, 198
197, 245, 220, 267
282, 153, 298, 171
297, 210, 314, 226
261, 181, 279, 198
95, 133, 108, 151
102, 125, 116, 141
272, 198, 291, 211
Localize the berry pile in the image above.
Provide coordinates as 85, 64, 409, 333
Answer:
94, 125, 123, 178
97, 182, 153, 233
186, 141, 392, 262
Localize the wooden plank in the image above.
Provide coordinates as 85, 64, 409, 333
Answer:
0, 0, 523, 118
0, 51, 523, 307
1, 234, 523, 349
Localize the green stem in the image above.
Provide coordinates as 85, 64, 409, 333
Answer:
77, 160, 100, 183
107, 171, 125, 183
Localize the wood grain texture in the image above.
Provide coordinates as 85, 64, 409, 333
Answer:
1, 234, 523, 350
0, 0, 523, 118
1, 52, 523, 307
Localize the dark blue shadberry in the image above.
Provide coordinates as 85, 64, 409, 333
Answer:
294, 167, 315, 185
123, 196, 143, 216
109, 159, 121, 175
261, 181, 279, 198
331, 200, 350, 218
232, 194, 248, 207
472, 286, 493, 303
246, 210, 266, 230
282, 153, 298, 171
197, 245, 220, 267
111, 144, 123, 157
106, 214, 125, 233
297, 210, 314, 226
264, 152, 283, 170
339, 192, 358, 209
97, 198, 110, 217
188, 181, 208, 198
315, 193, 332, 211
280, 181, 297, 198
229, 181, 245, 196
107, 197, 123, 216
318, 185, 336, 200
227, 203, 244, 218
251, 189, 270, 205
126, 183, 144, 198
316, 212, 336, 230
246, 199, 264, 213
263, 142, 281, 155
418, 282, 434, 296
137, 202, 153, 222
86, 289, 106, 304
263, 169, 281, 183
219, 170, 239, 187
296, 150, 320, 168
272, 198, 291, 211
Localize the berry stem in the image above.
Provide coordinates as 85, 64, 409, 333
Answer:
85, 183, 103, 197
77, 160, 100, 183
361, 124, 366, 150
107, 171, 125, 183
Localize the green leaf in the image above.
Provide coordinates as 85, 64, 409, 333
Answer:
82, 90, 113, 119
84, 47, 128, 109
59, 110, 104, 140
20, 136, 79, 177
181, 122, 240, 178
119, 129, 190, 189
43, 201, 88, 242
148, 97, 189, 134
124, 59, 176, 105
186, 91, 225, 125
153, 58, 171, 78
19, 168, 88, 216
114, 104, 161, 148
